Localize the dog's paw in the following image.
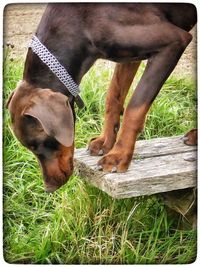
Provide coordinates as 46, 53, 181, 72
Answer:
88, 136, 114, 156
97, 152, 132, 172
182, 129, 197, 146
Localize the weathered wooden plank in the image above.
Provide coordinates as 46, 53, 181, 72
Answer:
134, 135, 195, 158
74, 136, 197, 199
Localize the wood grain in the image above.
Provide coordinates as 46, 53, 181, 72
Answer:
74, 136, 197, 199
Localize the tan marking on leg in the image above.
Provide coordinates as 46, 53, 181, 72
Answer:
97, 103, 150, 172
89, 61, 141, 155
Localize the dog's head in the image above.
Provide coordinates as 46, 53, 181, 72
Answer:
7, 81, 75, 192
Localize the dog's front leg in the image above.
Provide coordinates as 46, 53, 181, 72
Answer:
97, 23, 192, 172
89, 61, 140, 156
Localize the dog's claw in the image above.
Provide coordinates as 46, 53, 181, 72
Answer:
96, 165, 103, 171
98, 149, 104, 156
111, 166, 117, 173
181, 136, 189, 141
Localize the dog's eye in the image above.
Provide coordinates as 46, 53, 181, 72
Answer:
43, 138, 59, 150
28, 141, 38, 151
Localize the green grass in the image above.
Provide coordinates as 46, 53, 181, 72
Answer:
3, 55, 197, 264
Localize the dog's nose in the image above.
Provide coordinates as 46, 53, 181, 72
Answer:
44, 183, 61, 193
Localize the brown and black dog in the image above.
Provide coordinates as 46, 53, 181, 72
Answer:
7, 4, 197, 192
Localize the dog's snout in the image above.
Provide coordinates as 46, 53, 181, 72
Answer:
39, 154, 74, 192
44, 183, 61, 193
43, 169, 73, 193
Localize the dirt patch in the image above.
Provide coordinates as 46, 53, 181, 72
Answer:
3, 3, 197, 78
3, 4, 46, 60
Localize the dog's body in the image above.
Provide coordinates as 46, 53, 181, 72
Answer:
7, 4, 197, 192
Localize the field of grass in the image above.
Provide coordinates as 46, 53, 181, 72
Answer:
3, 54, 197, 264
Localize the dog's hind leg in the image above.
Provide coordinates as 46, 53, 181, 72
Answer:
89, 61, 141, 156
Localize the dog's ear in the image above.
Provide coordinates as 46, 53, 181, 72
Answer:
23, 89, 74, 147
6, 81, 24, 109
6, 90, 16, 109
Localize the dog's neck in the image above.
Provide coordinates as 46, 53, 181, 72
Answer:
23, 39, 96, 97
22, 4, 100, 97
